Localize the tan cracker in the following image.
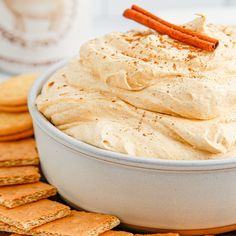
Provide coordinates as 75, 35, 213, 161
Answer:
101, 231, 133, 235
0, 166, 40, 186
0, 199, 70, 231
0, 112, 32, 136
0, 182, 57, 208
0, 105, 28, 113
0, 138, 38, 167
30, 210, 120, 236
0, 221, 28, 234
135, 234, 180, 236
0, 129, 34, 142
0, 74, 37, 106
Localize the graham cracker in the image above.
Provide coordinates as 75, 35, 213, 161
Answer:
0, 222, 180, 236
0, 221, 28, 235
0, 138, 38, 167
31, 210, 120, 236
135, 234, 180, 236
0, 105, 28, 113
0, 112, 32, 136
101, 231, 133, 235
0, 182, 57, 208
10, 235, 27, 236
10, 235, 28, 236
0, 199, 71, 231
0, 129, 34, 142
0, 166, 40, 186
9, 234, 131, 236
0, 74, 37, 106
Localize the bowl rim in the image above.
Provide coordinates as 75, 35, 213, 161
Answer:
28, 59, 236, 171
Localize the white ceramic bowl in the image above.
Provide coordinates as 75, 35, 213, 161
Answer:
29, 61, 236, 235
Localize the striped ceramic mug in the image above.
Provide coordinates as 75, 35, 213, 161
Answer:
0, 0, 91, 74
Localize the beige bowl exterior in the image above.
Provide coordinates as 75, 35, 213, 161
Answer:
29, 61, 236, 233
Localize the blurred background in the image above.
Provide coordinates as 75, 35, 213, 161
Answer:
92, 0, 236, 36
0, 0, 236, 77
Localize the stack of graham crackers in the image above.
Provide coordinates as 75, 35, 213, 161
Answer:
0, 75, 180, 236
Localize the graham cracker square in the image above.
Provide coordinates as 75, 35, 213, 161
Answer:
0, 199, 70, 231
0, 166, 40, 186
31, 210, 120, 236
0, 221, 27, 235
0, 139, 38, 167
0, 182, 57, 208
135, 234, 180, 236
101, 231, 133, 235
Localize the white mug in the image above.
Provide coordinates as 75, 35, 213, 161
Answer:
0, 0, 91, 74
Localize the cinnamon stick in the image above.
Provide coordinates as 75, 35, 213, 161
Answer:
123, 6, 219, 52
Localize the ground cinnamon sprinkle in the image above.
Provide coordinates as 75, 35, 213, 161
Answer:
187, 54, 197, 60
59, 93, 67, 96
142, 58, 149, 62
48, 81, 54, 87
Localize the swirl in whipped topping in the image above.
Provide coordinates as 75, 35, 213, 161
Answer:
37, 16, 236, 160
